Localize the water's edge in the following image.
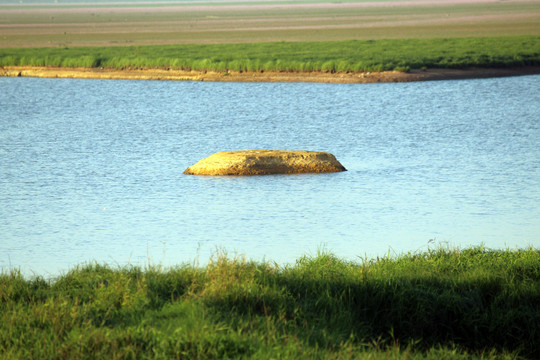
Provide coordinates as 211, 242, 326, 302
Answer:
3, 65, 540, 83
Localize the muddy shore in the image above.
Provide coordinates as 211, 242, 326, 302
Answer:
2, 65, 540, 83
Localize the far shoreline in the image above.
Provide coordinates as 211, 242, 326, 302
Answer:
2, 65, 540, 83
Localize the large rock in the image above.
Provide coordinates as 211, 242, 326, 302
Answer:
184, 150, 346, 176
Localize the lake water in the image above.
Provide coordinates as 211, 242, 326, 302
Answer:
1, 75, 539, 277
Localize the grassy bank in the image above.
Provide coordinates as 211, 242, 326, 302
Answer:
1, 36, 540, 73
1, 246, 539, 359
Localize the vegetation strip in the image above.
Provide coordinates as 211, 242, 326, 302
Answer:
1, 36, 539, 75
1, 247, 539, 359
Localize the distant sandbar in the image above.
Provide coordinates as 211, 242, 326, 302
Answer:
2, 65, 540, 83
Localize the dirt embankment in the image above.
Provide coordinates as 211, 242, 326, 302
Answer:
2, 66, 540, 83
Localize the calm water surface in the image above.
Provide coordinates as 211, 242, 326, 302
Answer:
1, 75, 539, 277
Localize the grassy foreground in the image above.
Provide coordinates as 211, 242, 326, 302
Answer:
1, 247, 539, 359
1, 36, 540, 73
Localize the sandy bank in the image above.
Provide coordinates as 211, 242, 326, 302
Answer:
2, 66, 540, 83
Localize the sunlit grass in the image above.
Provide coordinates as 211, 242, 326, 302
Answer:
1, 246, 538, 359
1, 36, 539, 73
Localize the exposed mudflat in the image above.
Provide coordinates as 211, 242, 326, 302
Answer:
1, 0, 534, 14
2, 65, 540, 83
2, 0, 538, 47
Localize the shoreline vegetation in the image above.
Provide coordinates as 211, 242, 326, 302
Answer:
2, 36, 540, 83
2, 246, 539, 359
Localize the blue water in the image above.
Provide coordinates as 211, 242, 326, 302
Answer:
1, 75, 539, 277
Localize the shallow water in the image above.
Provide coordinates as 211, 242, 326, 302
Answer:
1, 75, 539, 277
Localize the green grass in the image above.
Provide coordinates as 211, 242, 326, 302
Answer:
1, 36, 539, 73
1, 246, 539, 359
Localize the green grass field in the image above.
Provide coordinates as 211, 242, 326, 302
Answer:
1, 247, 539, 359
2, 36, 540, 72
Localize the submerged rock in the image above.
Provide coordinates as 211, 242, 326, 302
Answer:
184, 150, 346, 176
